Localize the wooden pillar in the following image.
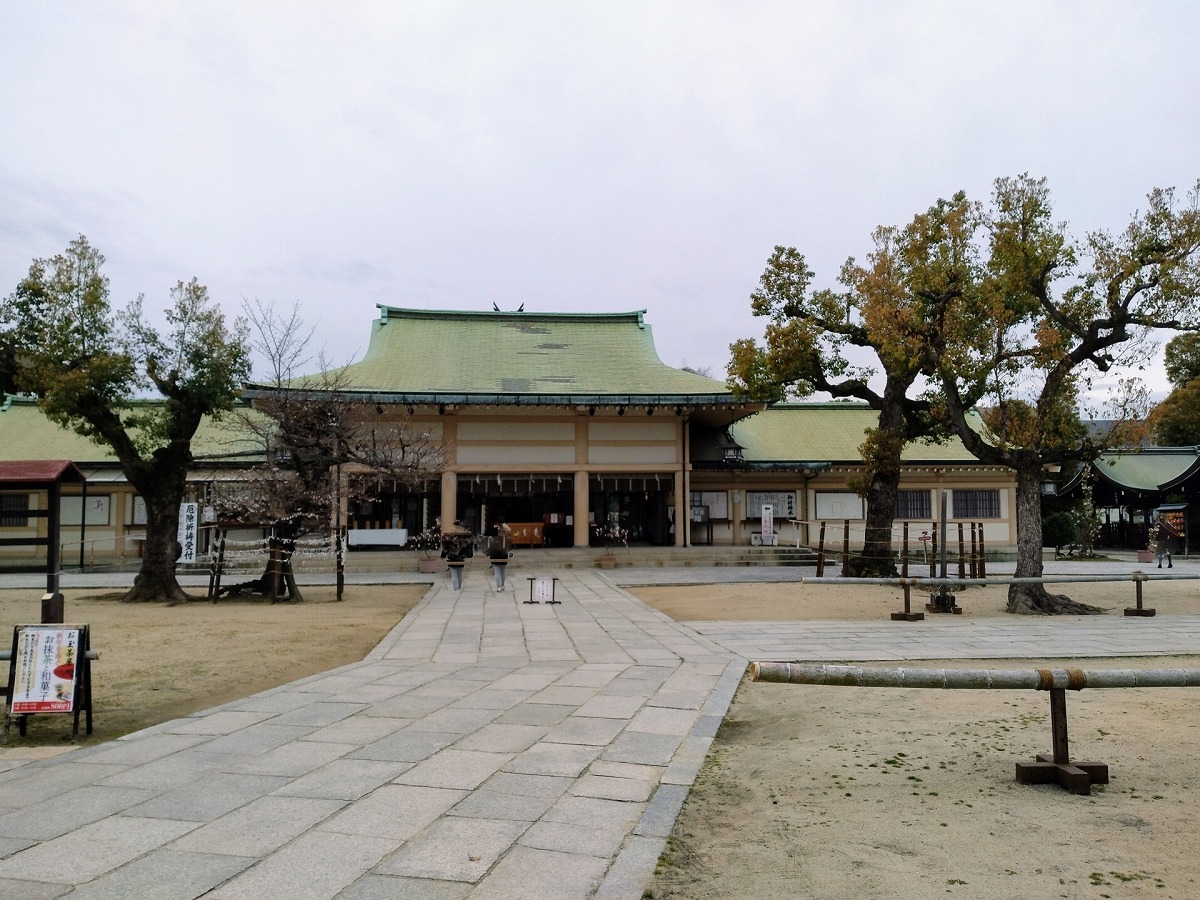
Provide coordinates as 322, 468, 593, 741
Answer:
440, 471, 457, 530
673, 471, 685, 547
573, 471, 590, 547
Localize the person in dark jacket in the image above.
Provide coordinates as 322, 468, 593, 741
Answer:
488, 517, 513, 591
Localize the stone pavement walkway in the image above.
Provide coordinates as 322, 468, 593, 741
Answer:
0, 570, 740, 899
1, 564, 1198, 898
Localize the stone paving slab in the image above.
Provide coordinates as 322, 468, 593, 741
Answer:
1, 564, 1199, 898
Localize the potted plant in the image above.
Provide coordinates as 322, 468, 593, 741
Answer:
410, 528, 443, 573
596, 524, 628, 569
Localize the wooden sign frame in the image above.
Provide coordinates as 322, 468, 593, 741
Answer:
4, 624, 94, 740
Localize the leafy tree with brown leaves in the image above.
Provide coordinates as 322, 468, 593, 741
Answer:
729, 193, 979, 576
931, 176, 1200, 614
1, 236, 250, 602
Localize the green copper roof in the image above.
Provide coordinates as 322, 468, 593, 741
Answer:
0, 396, 264, 467
1093, 447, 1200, 492
323, 307, 734, 399
728, 404, 983, 464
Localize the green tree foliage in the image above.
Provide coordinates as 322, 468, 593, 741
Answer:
932, 176, 1200, 613
1163, 332, 1200, 387
1, 236, 251, 602
729, 195, 977, 576
1150, 378, 1200, 445
1042, 511, 1077, 553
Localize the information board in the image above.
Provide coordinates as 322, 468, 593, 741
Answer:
690, 491, 728, 520
746, 491, 797, 519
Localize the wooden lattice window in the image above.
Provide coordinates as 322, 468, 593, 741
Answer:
1, 493, 30, 527
894, 489, 932, 520
952, 489, 1000, 519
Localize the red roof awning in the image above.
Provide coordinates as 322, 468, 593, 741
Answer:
0, 460, 87, 485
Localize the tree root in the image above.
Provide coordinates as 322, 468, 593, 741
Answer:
842, 553, 898, 579
1006, 584, 1104, 615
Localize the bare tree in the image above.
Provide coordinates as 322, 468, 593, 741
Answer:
211, 300, 446, 600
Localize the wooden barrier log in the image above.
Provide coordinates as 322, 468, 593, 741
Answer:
749, 662, 1200, 690
748, 662, 1200, 795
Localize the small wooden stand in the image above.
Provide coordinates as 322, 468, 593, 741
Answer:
1015, 687, 1109, 795
890, 582, 924, 621
1124, 574, 1155, 617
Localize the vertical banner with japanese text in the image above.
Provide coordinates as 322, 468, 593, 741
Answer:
177, 502, 199, 563
761, 503, 775, 542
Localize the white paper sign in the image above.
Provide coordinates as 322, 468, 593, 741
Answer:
177, 502, 199, 562
533, 576, 555, 603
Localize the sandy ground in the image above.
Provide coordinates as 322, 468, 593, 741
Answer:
0, 584, 426, 747
633, 576, 1200, 620
637, 580, 1200, 900
3, 577, 1199, 897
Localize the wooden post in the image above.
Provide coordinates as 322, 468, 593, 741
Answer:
335, 528, 345, 602
901, 522, 909, 578
816, 522, 826, 578
978, 525, 987, 578
957, 522, 966, 579
1050, 687, 1070, 764
210, 531, 226, 602
269, 532, 281, 603
928, 522, 937, 578
842, 519, 850, 570
969, 522, 979, 579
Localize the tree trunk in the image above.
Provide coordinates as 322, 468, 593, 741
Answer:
125, 488, 189, 603
247, 530, 304, 601
1007, 463, 1102, 615
844, 465, 900, 577
843, 400, 905, 578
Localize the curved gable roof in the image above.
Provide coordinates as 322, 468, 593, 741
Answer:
1093, 447, 1200, 493
327, 307, 734, 399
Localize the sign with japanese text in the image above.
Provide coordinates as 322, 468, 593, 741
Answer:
177, 502, 199, 562
746, 491, 797, 519
761, 504, 775, 540
7, 625, 84, 715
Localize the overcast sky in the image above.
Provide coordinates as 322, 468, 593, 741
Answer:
3, 2, 1197, 399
